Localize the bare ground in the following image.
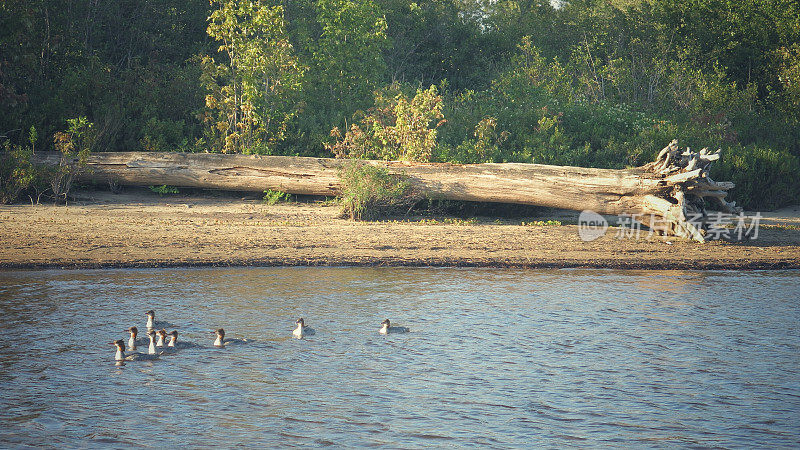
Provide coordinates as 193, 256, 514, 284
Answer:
1, 189, 798, 270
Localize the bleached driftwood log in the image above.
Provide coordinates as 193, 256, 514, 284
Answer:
33, 139, 739, 241
640, 139, 741, 241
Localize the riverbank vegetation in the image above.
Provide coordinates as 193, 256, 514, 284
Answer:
1, 0, 798, 210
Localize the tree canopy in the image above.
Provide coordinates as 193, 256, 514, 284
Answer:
1, 0, 798, 209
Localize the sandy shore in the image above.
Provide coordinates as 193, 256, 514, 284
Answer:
1, 189, 798, 270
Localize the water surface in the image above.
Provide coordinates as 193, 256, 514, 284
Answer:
0, 268, 798, 447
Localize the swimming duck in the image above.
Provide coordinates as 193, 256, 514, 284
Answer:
145, 310, 156, 329
155, 329, 167, 347
124, 326, 147, 351
292, 318, 316, 338
145, 329, 160, 354
167, 330, 197, 349
379, 319, 409, 334
212, 328, 247, 347
110, 339, 160, 362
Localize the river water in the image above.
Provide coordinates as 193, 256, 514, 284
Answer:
0, 268, 798, 447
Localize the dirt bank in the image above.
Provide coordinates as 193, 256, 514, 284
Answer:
1, 189, 798, 270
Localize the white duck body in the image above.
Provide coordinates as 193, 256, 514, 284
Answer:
167, 331, 197, 349
213, 329, 224, 347
292, 318, 315, 338
155, 329, 167, 347
125, 327, 148, 351
213, 328, 247, 347
114, 342, 126, 361
379, 319, 409, 334
147, 331, 159, 354
111, 340, 160, 362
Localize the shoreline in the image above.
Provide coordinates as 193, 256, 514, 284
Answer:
2, 256, 800, 271
2, 189, 799, 271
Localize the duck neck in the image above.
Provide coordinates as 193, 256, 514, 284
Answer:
146, 317, 154, 328
127, 336, 137, 350
148, 338, 157, 354
168, 337, 176, 347
156, 335, 165, 347
115, 348, 125, 361
380, 324, 389, 334
214, 336, 223, 346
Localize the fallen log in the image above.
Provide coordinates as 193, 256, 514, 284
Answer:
33, 139, 740, 241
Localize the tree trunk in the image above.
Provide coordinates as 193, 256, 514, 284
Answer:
33, 140, 740, 242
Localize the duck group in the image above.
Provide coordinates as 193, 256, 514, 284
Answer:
111, 310, 409, 362
113, 310, 201, 362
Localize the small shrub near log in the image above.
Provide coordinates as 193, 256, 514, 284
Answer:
337, 162, 419, 220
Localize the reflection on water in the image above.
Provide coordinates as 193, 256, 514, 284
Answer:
0, 268, 798, 447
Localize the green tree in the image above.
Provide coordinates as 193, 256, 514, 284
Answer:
327, 84, 444, 161
311, 0, 387, 111
0, 127, 38, 204
284, 0, 388, 155
773, 44, 800, 117
202, 0, 305, 154
51, 117, 94, 203
377, 0, 494, 90
656, 0, 800, 94
0, 0, 210, 153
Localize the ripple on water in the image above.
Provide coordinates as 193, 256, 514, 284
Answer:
0, 268, 798, 447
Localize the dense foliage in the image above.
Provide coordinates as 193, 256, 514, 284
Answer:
202, 0, 304, 153
1, 0, 798, 209
326, 84, 444, 161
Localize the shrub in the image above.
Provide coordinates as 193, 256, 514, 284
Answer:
326, 84, 444, 162
338, 161, 418, 220
0, 127, 39, 204
262, 189, 290, 205
712, 144, 800, 211
436, 116, 510, 164
140, 117, 191, 152
51, 117, 94, 204
521, 220, 562, 226
149, 185, 180, 196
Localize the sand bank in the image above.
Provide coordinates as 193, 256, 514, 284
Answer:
1, 190, 798, 270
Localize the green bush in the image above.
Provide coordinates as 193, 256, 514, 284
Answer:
140, 117, 191, 153
435, 117, 509, 164
713, 144, 800, 211
327, 84, 444, 162
262, 189, 290, 205
338, 162, 417, 220
51, 117, 94, 204
149, 185, 180, 196
0, 127, 38, 204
